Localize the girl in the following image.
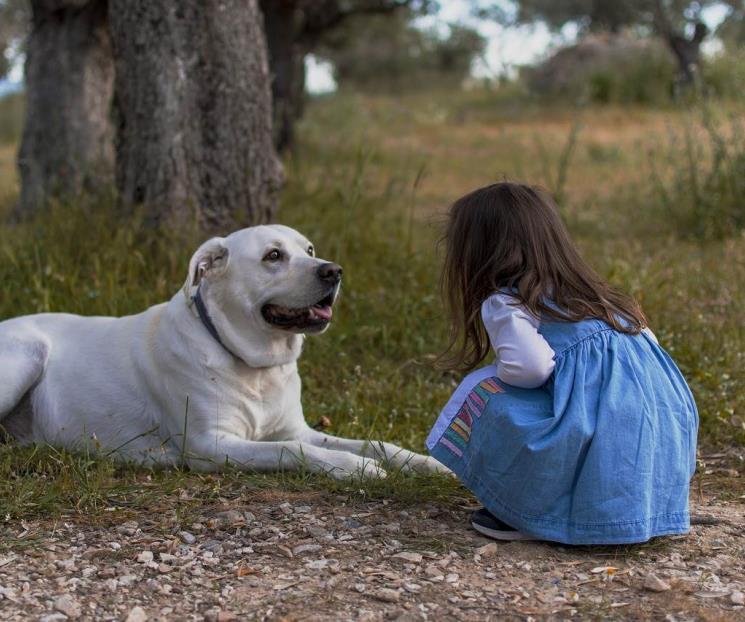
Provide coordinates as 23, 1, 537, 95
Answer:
427, 182, 698, 545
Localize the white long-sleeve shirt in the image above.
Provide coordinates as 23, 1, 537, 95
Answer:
481, 293, 658, 389
481, 293, 556, 389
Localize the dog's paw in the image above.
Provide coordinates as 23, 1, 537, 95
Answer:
323, 455, 387, 481
400, 454, 454, 476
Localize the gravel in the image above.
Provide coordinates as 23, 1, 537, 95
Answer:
0, 481, 743, 620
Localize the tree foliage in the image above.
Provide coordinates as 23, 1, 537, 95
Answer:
316, 9, 485, 90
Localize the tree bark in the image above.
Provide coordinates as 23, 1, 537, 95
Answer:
17, 0, 114, 216
109, 0, 283, 229
666, 22, 708, 91
261, 0, 306, 152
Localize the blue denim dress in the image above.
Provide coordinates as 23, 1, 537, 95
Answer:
427, 317, 698, 545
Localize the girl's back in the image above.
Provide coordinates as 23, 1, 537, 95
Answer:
429, 182, 698, 544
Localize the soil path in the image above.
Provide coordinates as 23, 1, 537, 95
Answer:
1, 482, 743, 622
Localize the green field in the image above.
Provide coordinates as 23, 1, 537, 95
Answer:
0, 89, 743, 520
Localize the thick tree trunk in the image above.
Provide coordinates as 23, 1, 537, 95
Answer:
17, 0, 114, 216
261, 0, 306, 152
109, 0, 283, 228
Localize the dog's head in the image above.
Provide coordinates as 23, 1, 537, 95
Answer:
183, 225, 341, 366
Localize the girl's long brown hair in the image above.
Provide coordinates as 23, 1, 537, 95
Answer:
440, 182, 647, 372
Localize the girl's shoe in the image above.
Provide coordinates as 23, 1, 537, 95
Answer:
470, 508, 536, 541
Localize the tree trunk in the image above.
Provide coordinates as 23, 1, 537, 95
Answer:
261, 0, 306, 152
109, 0, 283, 229
666, 24, 707, 94
17, 0, 114, 216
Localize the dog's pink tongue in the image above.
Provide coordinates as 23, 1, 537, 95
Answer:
313, 305, 333, 321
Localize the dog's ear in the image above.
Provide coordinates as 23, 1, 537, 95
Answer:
184, 237, 230, 296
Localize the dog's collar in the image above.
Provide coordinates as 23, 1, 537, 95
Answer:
192, 286, 236, 358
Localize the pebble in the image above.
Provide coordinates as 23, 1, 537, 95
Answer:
293, 543, 322, 555
643, 574, 671, 592
475, 543, 498, 557
54, 594, 82, 619
125, 606, 148, 622
40, 615, 67, 622
373, 588, 401, 603
214, 510, 244, 526
307, 525, 330, 538
731, 591, 745, 606
391, 552, 423, 564
178, 531, 196, 544
279, 503, 293, 515
136, 551, 154, 563
424, 564, 444, 581
205, 610, 237, 622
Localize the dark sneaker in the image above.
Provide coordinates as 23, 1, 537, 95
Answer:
470, 508, 536, 541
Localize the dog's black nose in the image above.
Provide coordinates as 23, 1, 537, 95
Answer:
317, 262, 343, 284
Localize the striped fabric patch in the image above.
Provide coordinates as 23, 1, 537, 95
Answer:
439, 377, 503, 457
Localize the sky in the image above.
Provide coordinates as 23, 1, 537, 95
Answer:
306, 0, 733, 93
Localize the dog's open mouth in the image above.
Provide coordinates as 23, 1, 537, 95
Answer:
261, 291, 336, 332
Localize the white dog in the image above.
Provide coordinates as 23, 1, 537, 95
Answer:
0, 225, 445, 479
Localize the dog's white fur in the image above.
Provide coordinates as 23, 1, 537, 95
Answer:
0, 225, 447, 479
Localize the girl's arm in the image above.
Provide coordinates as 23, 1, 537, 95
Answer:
481, 293, 555, 389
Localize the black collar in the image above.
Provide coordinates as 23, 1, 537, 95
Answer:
192, 286, 236, 358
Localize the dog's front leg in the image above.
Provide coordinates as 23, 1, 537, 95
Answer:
299, 428, 451, 475
185, 434, 386, 480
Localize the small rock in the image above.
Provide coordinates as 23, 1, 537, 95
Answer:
424, 564, 444, 581
391, 552, 423, 564
178, 531, 196, 545
475, 543, 498, 557
243, 512, 257, 522
731, 591, 744, 605
293, 543, 322, 555
372, 588, 401, 603
403, 582, 421, 593
643, 574, 671, 592
40, 615, 67, 622
294, 506, 312, 513
276, 545, 293, 558
136, 551, 154, 563
279, 503, 293, 515
214, 510, 244, 526
125, 606, 148, 622
159, 553, 177, 563
205, 610, 237, 622
306, 525, 330, 538
54, 594, 82, 619
305, 559, 330, 570
202, 539, 223, 553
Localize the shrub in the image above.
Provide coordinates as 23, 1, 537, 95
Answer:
651, 112, 745, 240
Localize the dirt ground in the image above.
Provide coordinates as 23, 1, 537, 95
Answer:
1, 459, 743, 622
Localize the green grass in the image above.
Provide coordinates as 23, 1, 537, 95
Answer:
0, 89, 744, 521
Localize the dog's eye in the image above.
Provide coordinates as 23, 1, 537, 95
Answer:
307, 246, 314, 257
263, 249, 282, 262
